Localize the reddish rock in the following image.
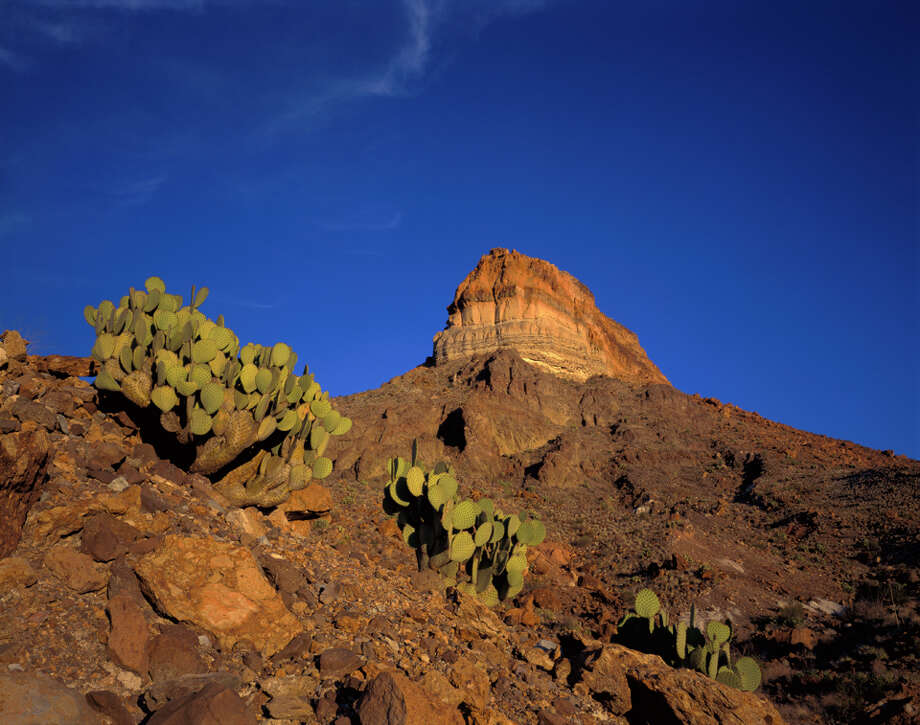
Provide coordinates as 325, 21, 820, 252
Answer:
432, 249, 668, 384
0, 671, 102, 724
146, 682, 254, 725
0, 556, 38, 589
108, 593, 152, 676
43, 543, 109, 593
30, 354, 97, 378
82, 512, 142, 562
41, 389, 76, 416
448, 657, 491, 711
9, 398, 57, 430
85, 690, 134, 725
1, 330, 28, 360
280, 483, 333, 516
0, 426, 50, 556
149, 625, 207, 681
358, 671, 463, 725
318, 647, 363, 679
134, 535, 301, 657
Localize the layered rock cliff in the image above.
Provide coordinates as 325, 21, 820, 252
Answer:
432, 248, 668, 385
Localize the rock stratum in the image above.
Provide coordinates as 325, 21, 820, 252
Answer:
432, 248, 668, 385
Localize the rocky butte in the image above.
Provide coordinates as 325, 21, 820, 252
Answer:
432, 247, 668, 385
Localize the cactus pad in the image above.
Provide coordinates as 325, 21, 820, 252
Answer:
734, 657, 761, 691
634, 588, 660, 618
450, 531, 475, 562
452, 500, 480, 530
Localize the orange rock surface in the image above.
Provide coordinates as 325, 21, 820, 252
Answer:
432, 248, 668, 384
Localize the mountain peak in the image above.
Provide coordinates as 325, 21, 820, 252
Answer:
432, 248, 668, 385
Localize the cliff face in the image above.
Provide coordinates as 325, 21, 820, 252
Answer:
431, 248, 668, 385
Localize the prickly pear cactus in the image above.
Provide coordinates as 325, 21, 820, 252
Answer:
85, 277, 352, 507
383, 442, 546, 607
613, 586, 763, 692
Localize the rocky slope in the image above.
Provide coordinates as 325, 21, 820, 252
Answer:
0, 332, 793, 724
1, 240, 918, 725
431, 249, 667, 385
334, 347, 919, 723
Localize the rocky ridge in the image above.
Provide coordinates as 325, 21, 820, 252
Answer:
432, 249, 667, 385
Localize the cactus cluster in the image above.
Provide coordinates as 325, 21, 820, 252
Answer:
383, 442, 545, 607
617, 588, 762, 692
85, 276, 352, 507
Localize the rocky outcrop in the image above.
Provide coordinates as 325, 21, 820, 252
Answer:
432, 248, 668, 384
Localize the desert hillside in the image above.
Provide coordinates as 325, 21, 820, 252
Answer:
0, 252, 917, 724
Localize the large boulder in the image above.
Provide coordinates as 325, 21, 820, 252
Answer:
134, 535, 301, 657
358, 671, 464, 725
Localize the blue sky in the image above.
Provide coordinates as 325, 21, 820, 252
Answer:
1, 0, 917, 458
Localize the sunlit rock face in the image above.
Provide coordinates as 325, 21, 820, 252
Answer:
432, 248, 668, 385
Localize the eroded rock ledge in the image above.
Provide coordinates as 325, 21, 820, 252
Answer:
432, 248, 668, 384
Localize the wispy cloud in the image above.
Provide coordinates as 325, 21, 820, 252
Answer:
365, 0, 434, 98
0, 46, 31, 73
29, 18, 91, 44
318, 209, 403, 232
106, 174, 167, 206
264, 0, 555, 136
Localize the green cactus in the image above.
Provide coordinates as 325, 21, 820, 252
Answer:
733, 657, 762, 692
87, 277, 348, 508
450, 531, 475, 562
452, 499, 480, 530
634, 588, 660, 619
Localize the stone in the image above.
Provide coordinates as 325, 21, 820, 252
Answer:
431, 248, 668, 384
271, 632, 312, 665
81, 512, 142, 562
149, 625, 207, 681
280, 483, 333, 516
142, 673, 241, 712
523, 646, 555, 672
9, 399, 57, 430
577, 646, 632, 715
418, 670, 463, 708
146, 682, 254, 725
260, 554, 308, 594
85, 690, 134, 725
358, 671, 464, 725
265, 694, 316, 720
108, 593, 152, 676
0, 672, 101, 724
578, 644, 787, 724
448, 657, 491, 711
225, 507, 267, 539
1, 330, 28, 360
134, 535, 302, 657
0, 556, 38, 589
30, 355, 97, 378
41, 389, 75, 417
43, 543, 109, 593
318, 647, 363, 679
0, 427, 50, 557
